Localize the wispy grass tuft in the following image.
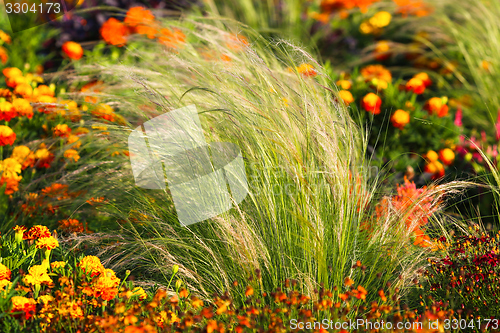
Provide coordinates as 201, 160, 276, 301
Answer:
63, 16, 471, 306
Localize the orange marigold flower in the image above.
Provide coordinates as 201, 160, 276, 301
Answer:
41, 183, 69, 200
179, 288, 189, 298
2, 67, 22, 79
390, 109, 410, 129
424, 160, 445, 179
413, 227, 432, 247
0, 175, 20, 195
353, 285, 368, 300
0, 263, 11, 281
135, 24, 158, 39
425, 97, 449, 117
94, 269, 121, 301
378, 289, 387, 302
14, 83, 33, 98
91, 104, 115, 122
339, 90, 354, 105
360, 64, 392, 84
226, 34, 249, 51
10, 296, 36, 320
100, 18, 129, 47
0, 88, 11, 98
78, 255, 105, 277
32, 84, 54, 98
405, 77, 425, 94
24, 225, 51, 240
394, 0, 432, 17
439, 148, 455, 166
413, 72, 432, 87
64, 149, 80, 162
6, 75, 27, 89
11, 145, 35, 169
12, 98, 33, 119
0, 46, 7, 64
36, 236, 59, 250
344, 277, 354, 287
124, 6, 155, 27
62, 41, 84, 60
336, 80, 352, 90
158, 28, 186, 49
67, 134, 81, 149
361, 93, 382, 114
374, 40, 391, 61
53, 124, 71, 138
296, 63, 317, 77
34, 147, 54, 169
0, 125, 15, 146
59, 218, 84, 233
245, 286, 254, 297
0, 30, 11, 44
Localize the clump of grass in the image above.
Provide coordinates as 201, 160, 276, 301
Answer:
425, 0, 500, 129
63, 15, 469, 305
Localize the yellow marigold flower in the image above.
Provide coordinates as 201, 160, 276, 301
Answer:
32, 85, 54, 98
10, 296, 36, 320
53, 124, 71, 138
131, 286, 148, 300
2, 67, 22, 79
339, 90, 354, 105
74, 127, 89, 135
14, 83, 33, 97
0, 125, 16, 146
23, 265, 53, 286
64, 149, 80, 162
0, 30, 11, 44
66, 134, 81, 148
11, 145, 35, 169
0, 279, 12, 290
439, 148, 455, 166
36, 236, 59, 250
37, 295, 54, 307
426, 150, 439, 162
360, 21, 375, 34
369, 11, 392, 28
50, 261, 66, 270
374, 40, 391, 61
0, 263, 11, 281
59, 300, 84, 319
79, 255, 105, 277
12, 98, 33, 119
0, 101, 16, 122
336, 80, 352, 90
0, 158, 22, 180
390, 109, 410, 129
